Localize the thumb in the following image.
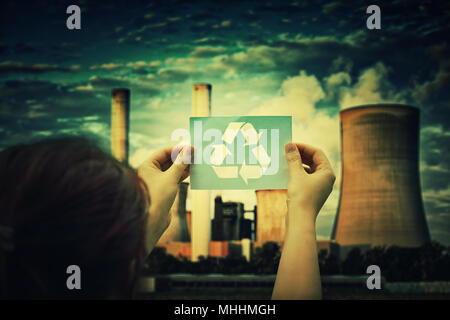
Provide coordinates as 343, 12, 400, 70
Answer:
285, 142, 304, 178
167, 146, 191, 182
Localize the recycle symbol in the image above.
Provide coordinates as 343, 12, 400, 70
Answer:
209, 122, 271, 184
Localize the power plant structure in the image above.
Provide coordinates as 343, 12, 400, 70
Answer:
331, 104, 430, 248
255, 189, 287, 244
191, 84, 212, 261
158, 182, 190, 243
212, 196, 254, 241
108, 87, 430, 262
111, 88, 130, 165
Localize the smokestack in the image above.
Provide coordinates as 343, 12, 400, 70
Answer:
212, 196, 224, 241
255, 189, 287, 243
111, 88, 130, 164
191, 84, 212, 261
158, 182, 190, 243
332, 104, 430, 247
241, 238, 252, 262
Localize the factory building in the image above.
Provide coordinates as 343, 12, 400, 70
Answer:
110, 87, 430, 262
211, 196, 254, 241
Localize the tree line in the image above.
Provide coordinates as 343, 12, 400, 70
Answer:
143, 241, 450, 282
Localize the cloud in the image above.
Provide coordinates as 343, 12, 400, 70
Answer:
322, 1, 345, 14
423, 187, 450, 211
293, 112, 340, 160
213, 20, 232, 29
190, 46, 227, 58
87, 76, 131, 90
89, 63, 123, 71
127, 61, 162, 68
422, 187, 450, 244
420, 125, 450, 170
338, 62, 406, 109
0, 80, 108, 122
250, 70, 325, 121
0, 79, 111, 151
87, 60, 163, 75
324, 71, 351, 100
73, 75, 162, 97
0, 61, 80, 74
153, 68, 194, 83
248, 69, 341, 190
330, 56, 353, 73
205, 36, 358, 77
412, 69, 450, 103
193, 37, 225, 46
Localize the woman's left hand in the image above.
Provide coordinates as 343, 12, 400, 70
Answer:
138, 145, 192, 254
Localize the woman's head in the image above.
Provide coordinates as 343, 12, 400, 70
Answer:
0, 137, 150, 299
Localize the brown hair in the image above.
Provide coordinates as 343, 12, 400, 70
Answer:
0, 137, 150, 299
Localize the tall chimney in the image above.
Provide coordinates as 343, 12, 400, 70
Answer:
332, 104, 430, 247
191, 84, 212, 261
212, 196, 224, 241
111, 88, 130, 164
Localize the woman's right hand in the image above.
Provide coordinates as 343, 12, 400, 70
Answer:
284, 142, 336, 223
272, 143, 335, 300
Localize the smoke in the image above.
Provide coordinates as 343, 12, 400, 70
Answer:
248, 70, 339, 164
338, 62, 406, 109
249, 71, 325, 121
324, 71, 351, 100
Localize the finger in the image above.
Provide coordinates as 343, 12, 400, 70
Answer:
167, 145, 194, 182
180, 166, 190, 182
302, 163, 313, 174
146, 147, 175, 171
178, 146, 194, 181
285, 142, 305, 178
295, 143, 333, 173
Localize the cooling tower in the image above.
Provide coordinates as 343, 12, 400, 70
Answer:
255, 189, 287, 243
331, 104, 430, 247
158, 182, 190, 243
111, 88, 130, 164
191, 84, 212, 261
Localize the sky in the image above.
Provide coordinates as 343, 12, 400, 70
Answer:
0, 0, 449, 244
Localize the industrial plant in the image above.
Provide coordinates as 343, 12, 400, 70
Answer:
110, 86, 430, 262
331, 104, 430, 257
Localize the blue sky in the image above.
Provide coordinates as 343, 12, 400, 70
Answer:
0, 0, 449, 244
